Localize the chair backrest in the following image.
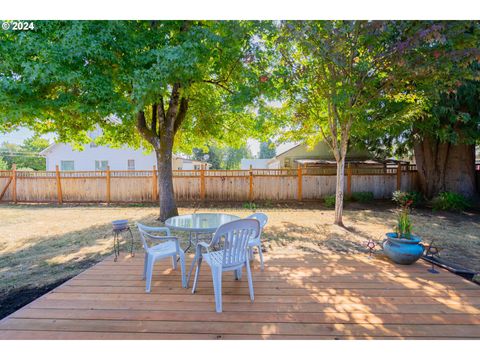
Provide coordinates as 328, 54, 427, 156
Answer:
246, 213, 268, 240
136, 222, 172, 251
211, 219, 260, 268
246, 213, 268, 229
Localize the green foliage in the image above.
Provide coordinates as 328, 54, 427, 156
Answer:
243, 202, 257, 210
395, 207, 413, 239
432, 192, 471, 212
0, 135, 49, 170
351, 192, 374, 203
192, 144, 252, 170
357, 23, 480, 160
392, 190, 424, 207
259, 140, 276, 159
324, 195, 336, 208
0, 20, 275, 153
0, 157, 8, 170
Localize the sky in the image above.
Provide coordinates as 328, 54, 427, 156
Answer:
1, 127, 296, 157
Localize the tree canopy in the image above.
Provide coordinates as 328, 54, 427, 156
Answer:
0, 20, 276, 219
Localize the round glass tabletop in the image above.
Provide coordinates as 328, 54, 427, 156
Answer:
165, 213, 240, 233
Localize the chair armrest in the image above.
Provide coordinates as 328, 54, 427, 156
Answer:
195, 241, 212, 255
197, 241, 211, 249
145, 234, 180, 246
135, 223, 171, 236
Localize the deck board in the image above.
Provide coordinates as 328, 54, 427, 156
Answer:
1, 251, 479, 339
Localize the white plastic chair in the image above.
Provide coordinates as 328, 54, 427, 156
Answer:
191, 218, 260, 313
246, 213, 268, 270
136, 222, 186, 292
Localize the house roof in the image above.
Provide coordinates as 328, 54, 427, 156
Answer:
273, 143, 302, 158
38, 143, 59, 156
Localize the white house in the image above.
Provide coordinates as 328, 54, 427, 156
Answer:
40, 143, 210, 171
240, 158, 271, 170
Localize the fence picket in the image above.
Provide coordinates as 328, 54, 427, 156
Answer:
0, 167, 423, 204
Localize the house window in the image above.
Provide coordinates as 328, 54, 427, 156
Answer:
127, 159, 135, 170
95, 160, 108, 171
60, 160, 74, 171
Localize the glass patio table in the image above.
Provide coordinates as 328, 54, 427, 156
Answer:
165, 213, 240, 287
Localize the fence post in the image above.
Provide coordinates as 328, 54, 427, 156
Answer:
152, 165, 158, 201
396, 163, 402, 191
200, 165, 205, 201
347, 162, 352, 197
106, 166, 111, 204
297, 165, 303, 201
55, 165, 63, 204
249, 165, 254, 202
12, 164, 17, 204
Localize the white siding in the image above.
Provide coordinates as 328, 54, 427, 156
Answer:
44, 143, 157, 171
240, 159, 271, 170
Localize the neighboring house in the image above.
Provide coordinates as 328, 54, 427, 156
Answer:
267, 142, 373, 169
39, 143, 210, 171
240, 158, 271, 170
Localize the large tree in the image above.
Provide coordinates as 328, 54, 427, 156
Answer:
358, 22, 480, 199
0, 20, 273, 220
272, 21, 419, 226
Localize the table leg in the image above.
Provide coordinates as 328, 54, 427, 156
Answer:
186, 251, 197, 288
184, 232, 193, 253
113, 232, 119, 262
128, 228, 135, 257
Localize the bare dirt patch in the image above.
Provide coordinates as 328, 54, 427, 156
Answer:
1, 202, 479, 319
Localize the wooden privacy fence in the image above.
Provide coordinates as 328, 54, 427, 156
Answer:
0, 164, 420, 204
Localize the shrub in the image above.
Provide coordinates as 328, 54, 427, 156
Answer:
392, 190, 423, 207
432, 192, 471, 212
243, 202, 257, 210
324, 195, 336, 208
351, 191, 374, 202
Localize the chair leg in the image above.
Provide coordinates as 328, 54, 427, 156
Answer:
145, 256, 154, 293
212, 267, 223, 313
179, 253, 187, 288
235, 268, 242, 280
171, 255, 177, 270
142, 252, 148, 280
192, 256, 203, 294
245, 261, 254, 302
249, 247, 254, 261
257, 245, 264, 271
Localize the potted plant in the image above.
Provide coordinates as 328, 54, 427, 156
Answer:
383, 200, 424, 265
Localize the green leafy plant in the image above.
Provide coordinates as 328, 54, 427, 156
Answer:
351, 192, 374, 203
394, 202, 413, 239
324, 195, 336, 208
392, 190, 424, 207
432, 192, 471, 212
243, 202, 257, 210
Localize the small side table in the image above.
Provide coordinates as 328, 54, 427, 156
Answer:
110, 221, 135, 262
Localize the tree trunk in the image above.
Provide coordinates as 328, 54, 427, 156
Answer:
156, 135, 178, 222
334, 158, 346, 226
414, 136, 477, 199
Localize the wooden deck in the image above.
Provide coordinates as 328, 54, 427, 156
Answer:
1, 251, 479, 339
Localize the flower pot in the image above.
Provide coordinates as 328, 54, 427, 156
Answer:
382, 232, 424, 265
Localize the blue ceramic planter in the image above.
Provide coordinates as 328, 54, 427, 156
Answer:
383, 232, 424, 265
